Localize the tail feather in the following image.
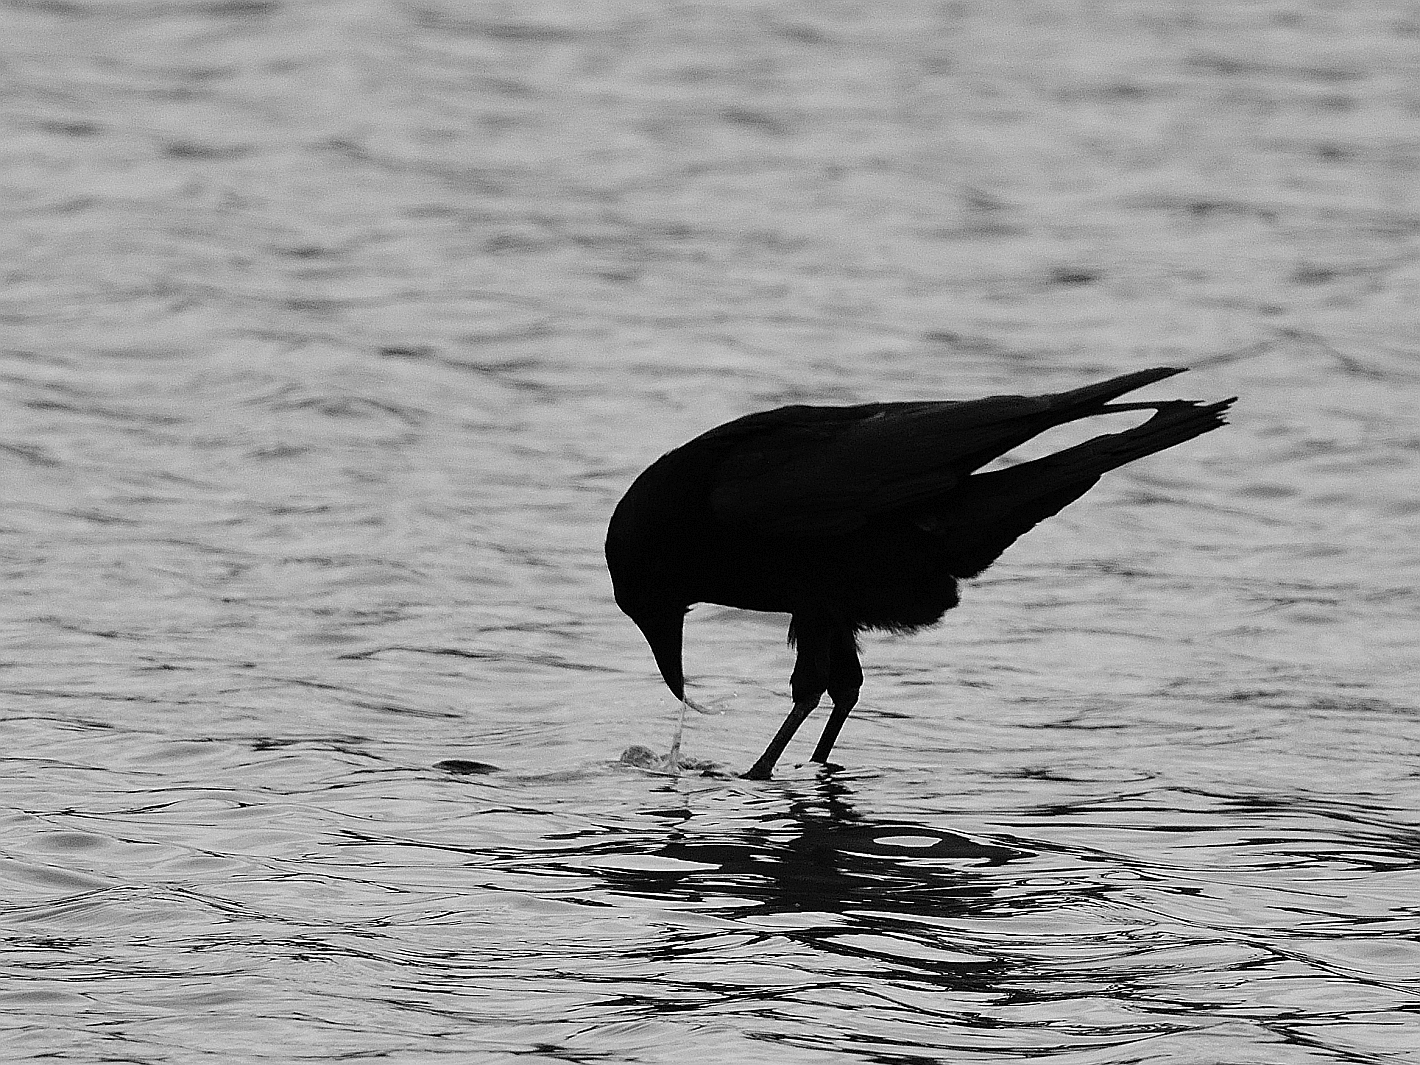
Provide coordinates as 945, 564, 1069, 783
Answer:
1037, 396, 1235, 479
932, 396, 1235, 578
1043, 367, 1187, 416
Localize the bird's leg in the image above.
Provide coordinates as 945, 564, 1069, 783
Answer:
743, 696, 820, 780
809, 693, 859, 765
743, 615, 828, 780
810, 627, 862, 765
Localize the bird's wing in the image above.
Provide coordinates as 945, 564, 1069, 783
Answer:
707, 396, 1054, 536
704, 369, 1189, 536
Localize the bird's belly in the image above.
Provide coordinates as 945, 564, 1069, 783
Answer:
689, 529, 961, 629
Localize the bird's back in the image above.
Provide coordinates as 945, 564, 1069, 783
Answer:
607, 368, 1231, 630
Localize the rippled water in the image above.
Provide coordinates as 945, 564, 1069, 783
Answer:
3, 1, 1419, 1061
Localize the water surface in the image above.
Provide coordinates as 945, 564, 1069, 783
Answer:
2, 1, 1418, 1061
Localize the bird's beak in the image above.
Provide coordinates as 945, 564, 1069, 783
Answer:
633, 608, 686, 702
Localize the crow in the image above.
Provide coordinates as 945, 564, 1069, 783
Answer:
605, 367, 1233, 779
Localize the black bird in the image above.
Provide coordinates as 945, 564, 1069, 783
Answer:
606, 368, 1233, 779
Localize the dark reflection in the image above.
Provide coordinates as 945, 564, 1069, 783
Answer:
513, 773, 1040, 995
576, 774, 1027, 917
434, 758, 501, 775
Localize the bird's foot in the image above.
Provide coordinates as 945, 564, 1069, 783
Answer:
741, 759, 775, 781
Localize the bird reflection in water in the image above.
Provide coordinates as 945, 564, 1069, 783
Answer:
585, 773, 1029, 924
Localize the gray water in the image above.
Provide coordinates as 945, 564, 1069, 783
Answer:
3, 1, 1419, 1062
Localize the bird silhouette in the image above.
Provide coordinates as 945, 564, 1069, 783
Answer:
606, 367, 1233, 779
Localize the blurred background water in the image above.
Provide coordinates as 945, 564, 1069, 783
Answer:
2, 1, 1418, 1061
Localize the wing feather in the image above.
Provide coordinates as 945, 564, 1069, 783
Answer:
709, 396, 1051, 535
705, 368, 1187, 536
